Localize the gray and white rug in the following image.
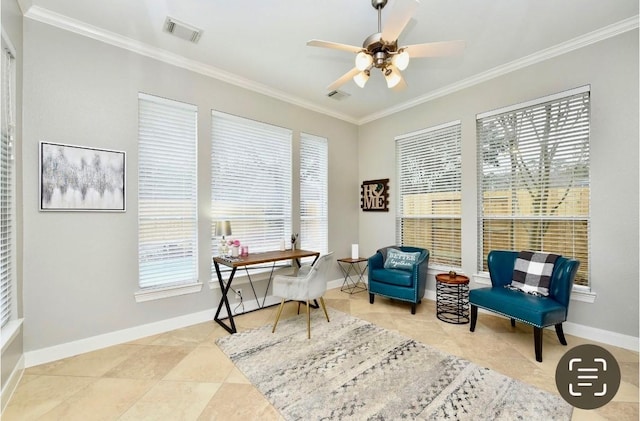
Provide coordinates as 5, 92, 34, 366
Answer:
216, 308, 572, 420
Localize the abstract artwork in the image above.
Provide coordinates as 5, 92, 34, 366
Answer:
39, 141, 126, 211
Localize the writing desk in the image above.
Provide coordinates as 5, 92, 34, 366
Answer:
213, 249, 320, 334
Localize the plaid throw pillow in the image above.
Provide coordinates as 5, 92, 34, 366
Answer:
508, 251, 560, 296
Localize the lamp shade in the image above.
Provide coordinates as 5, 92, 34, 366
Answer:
353, 70, 370, 88
384, 67, 402, 88
392, 50, 410, 71
215, 220, 232, 237
355, 51, 373, 71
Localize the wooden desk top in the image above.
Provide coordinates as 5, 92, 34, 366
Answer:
213, 249, 320, 268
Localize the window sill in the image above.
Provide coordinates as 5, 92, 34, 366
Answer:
1, 318, 24, 353
472, 272, 596, 303
134, 282, 202, 303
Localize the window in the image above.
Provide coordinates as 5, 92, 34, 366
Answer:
138, 94, 198, 290
1, 39, 16, 328
396, 121, 462, 267
477, 86, 590, 286
211, 111, 292, 264
300, 133, 328, 255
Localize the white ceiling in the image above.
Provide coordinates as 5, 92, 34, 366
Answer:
19, 0, 639, 124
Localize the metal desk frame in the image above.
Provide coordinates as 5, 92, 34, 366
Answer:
213, 249, 320, 334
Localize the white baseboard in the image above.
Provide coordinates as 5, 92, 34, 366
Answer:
24, 280, 638, 367
1, 354, 24, 414
447, 289, 639, 353
25, 310, 215, 368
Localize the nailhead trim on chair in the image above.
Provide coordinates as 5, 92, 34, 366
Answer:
471, 303, 544, 328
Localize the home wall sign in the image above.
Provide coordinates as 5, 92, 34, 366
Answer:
361, 178, 389, 212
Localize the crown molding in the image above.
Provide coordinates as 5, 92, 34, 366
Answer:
357, 15, 639, 125
22, 5, 359, 125
22, 5, 638, 127
17, 0, 32, 15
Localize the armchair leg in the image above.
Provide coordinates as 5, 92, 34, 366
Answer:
534, 327, 543, 362
555, 323, 567, 345
306, 300, 311, 340
510, 318, 516, 327
319, 297, 330, 322
411, 302, 416, 315
369, 293, 374, 304
272, 299, 286, 333
470, 305, 478, 332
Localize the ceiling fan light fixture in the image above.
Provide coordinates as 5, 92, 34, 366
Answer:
384, 67, 402, 88
355, 51, 373, 71
392, 49, 410, 71
353, 70, 370, 88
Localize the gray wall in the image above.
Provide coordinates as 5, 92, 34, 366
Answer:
1, 0, 23, 395
21, 20, 360, 352
358, 30, 639, 338
18, 16, 639, 355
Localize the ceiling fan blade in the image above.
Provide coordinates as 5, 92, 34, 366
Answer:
381, 0, 419, 42
307, 39, 362, 54
405, 40, 466, 57
327, 67, 360, 91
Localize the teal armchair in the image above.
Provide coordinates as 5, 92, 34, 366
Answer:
469, 250, 580, 362
368, 246, 430, 314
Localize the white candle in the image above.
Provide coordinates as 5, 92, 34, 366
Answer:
279, 239, 285, 251
351, 244, 359, 259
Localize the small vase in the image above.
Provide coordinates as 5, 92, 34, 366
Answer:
231, 245, 239, 257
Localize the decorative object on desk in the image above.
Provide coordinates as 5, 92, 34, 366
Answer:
39, 141, 125, 211
279, 238, 285, 251
360, 178, 389, 211
291, 233, 298, 250
215, 220, 232, 256
217, 309, 572, 420
449, 270, 457, 278
240, 245, 248, 256
351, 244, 359, 259
231, 239, 241, 257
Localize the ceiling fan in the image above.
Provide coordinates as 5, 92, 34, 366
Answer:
307, 0, 465, 91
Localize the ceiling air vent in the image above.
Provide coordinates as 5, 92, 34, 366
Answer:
327, 90, 350, 101
163, 17, 203, 43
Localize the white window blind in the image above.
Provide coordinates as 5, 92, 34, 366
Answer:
1, 41, 15, 328
477, 86, 590, 286
300, 133, 328, 255
396, 121, 462, 267
211, 111, 292, 262
138, 93, 198, 290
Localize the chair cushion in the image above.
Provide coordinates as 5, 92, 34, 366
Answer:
509, 251, 559, 296
370, 268, 413, 287
383, 248, 420, 270
470, 287, 567, 327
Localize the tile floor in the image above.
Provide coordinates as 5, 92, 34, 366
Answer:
3, 288, 638, 420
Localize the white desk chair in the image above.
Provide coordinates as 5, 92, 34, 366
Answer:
272, 252, 334, 339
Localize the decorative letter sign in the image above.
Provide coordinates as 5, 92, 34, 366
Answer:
361, 179, 389, 212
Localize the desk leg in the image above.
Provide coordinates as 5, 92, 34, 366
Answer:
214, 262, 238, 334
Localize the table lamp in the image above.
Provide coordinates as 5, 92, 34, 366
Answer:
215, 220, 232, 256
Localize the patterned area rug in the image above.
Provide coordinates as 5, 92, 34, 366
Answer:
216, 308, 572, 420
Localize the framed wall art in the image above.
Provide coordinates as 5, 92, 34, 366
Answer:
39, 141, 126, 211
361, 178, 389, 212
